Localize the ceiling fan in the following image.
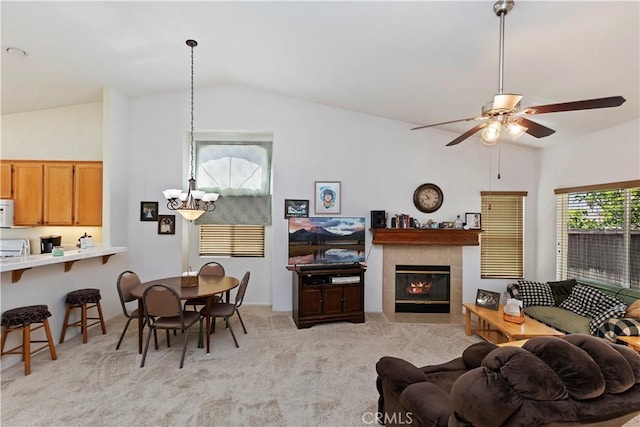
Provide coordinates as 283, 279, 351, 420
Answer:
411, 0, 626, 146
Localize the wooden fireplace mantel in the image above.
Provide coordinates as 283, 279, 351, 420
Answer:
371, 228, 481, 246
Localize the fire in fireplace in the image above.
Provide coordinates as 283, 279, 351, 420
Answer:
395, 265, 450, 313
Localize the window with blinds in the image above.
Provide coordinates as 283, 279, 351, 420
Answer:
480, 191, 527, 278
199, 224, 265, 257
555, 180, 639, 289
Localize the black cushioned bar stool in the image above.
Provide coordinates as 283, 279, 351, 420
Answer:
59, 288, 107, 344
1, 305, 58, 375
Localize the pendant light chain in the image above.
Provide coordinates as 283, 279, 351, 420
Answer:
189, 40, 195, 180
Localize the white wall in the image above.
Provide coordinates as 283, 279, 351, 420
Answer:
3, 86, 637, 331
128, 84, 542, 311
535, 119, 640, 281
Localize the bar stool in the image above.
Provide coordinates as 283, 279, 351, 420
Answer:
59, 288, 107, 344
1, 305, 58, 375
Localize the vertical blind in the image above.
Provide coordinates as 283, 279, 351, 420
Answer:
480, 191, 527, 278
555, 180, 639, 288
199, 225, 265, 257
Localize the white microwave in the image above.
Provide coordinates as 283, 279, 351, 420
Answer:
0, 199, 15, 228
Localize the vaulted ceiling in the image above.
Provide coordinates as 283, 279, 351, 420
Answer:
2, 1, 638, 148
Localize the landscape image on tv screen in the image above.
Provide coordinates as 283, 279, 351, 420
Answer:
288, 217, 366, 266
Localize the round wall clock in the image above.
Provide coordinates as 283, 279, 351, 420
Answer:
413, 183, 444, 213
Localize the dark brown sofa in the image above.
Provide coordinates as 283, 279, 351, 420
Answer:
376, 334, 640, 427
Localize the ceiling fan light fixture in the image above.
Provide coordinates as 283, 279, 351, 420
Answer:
505, 120, 527, 139
481, 121, 501, 144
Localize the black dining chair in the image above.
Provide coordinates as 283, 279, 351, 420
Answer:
184, 262, 225, 311
141, 284, 203, 369
204, 271, 250, 348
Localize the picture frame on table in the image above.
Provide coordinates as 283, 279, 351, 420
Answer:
140, 201, 159, 221
158, 215, 176, 235
284, 199, 309, 219
475, 289, 500, 310
314, 181, 341, 214
466, 212, 482, 229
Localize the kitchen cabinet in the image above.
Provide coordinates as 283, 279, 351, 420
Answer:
9, 160, 102, 226
1, 163, 11, 199
289, 265, 365, 329
73, 163, 102, 226
13, 162, 44, 225
43, 163, 74, 225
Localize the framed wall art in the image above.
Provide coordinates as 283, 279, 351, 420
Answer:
314, 181, 341, 214
466, 212, 482, 229
284, 199, 309, 219
140, 201, 159, 221
158, 215, 176, 235
475, 289, 500, 310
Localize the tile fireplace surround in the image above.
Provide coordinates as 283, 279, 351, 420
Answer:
382, 245, 463, 322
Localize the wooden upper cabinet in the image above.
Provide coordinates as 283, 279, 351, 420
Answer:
13, 162, 44, 225
73, 162, 102, 226
1, 163, 12, 199
43, 163, 74, 225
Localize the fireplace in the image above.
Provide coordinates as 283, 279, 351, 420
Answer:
395, 265, 450, 313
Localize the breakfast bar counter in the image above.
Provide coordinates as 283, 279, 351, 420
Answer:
0, 246, 127, 283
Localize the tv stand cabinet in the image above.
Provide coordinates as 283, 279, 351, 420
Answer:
287, 265, 366, 329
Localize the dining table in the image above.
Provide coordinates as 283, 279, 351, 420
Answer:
130, 275, 240, 354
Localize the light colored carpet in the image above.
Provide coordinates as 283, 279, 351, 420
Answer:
2, 306, 638, 427
1, 306, 483, 427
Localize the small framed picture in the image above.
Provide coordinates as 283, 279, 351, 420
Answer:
314, 181, 341, 214
158, 215, 175, 235
466, 212, 482, 229
475, 289, 500, 310
284, 199, 309, 219
140, 201, 159, 221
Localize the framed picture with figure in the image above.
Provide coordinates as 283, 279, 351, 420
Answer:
466, 212, 482, 229
140, 201, 159, 221
158, 215, 175, 235
314, 181, 341, 214
475, 289, 500, 310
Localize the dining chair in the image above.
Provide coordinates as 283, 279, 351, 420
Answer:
140, 284, 203, 369
183, 262, 225, 311
204, 271, 250, 348
115, 270, 145, 350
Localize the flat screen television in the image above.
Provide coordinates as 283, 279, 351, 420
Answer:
288, 217, 366, 266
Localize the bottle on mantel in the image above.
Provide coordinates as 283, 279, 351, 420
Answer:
454, 215, 463, 229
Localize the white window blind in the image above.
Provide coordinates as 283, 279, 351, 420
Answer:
199, 224, 265, 257
555, 180, 639, 289
480, 191, 527, 278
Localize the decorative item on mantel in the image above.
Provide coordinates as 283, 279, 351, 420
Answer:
163, 39, 219, 222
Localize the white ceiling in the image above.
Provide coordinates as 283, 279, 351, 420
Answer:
2, 1, 638, 148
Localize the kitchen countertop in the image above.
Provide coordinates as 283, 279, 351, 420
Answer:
0, 245, 127, 274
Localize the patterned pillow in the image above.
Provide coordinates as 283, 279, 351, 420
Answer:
514, 280, 555, 307
598, 317, 640, 342
558, 284, 606, 317
589, 303, 628, 335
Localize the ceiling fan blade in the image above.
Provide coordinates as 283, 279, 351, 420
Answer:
446, 122, 489, 146
523, 96, 626, 115
411, 116, 479, 131
517, 118, 556, 138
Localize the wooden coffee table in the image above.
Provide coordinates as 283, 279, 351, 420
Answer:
618, 335, 640, 352
463, 302, 564, 344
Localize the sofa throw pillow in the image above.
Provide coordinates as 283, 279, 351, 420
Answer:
626, 300, 640, 319
515, 280, 555, 307
558, 284, 606, 317
546, 278, 577, 305
589, 303, 628, 335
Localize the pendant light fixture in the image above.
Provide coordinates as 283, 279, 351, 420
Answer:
163, 39, 219, 221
